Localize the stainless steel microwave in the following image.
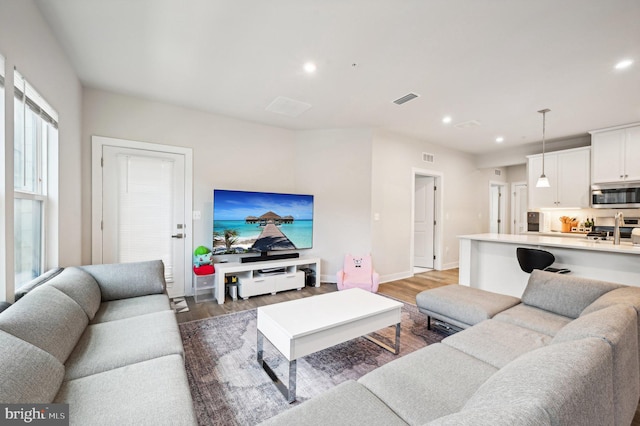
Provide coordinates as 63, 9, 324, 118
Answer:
591, 183, 640, 208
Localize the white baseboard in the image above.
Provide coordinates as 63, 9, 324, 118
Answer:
442, 261, 459, 270
380, 271, 413, 284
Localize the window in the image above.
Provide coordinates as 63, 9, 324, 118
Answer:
13, 70, 58, 288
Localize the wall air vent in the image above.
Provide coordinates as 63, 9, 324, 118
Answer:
454, 120, 481, 128
422, 152, 435, 163
494, 169, 502, 176
393, 93, 419, 105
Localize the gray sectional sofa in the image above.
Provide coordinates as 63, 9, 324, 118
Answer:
0, 260, 197, 425
261, 270, 640, 425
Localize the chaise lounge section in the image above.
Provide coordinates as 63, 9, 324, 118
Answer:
0, 260, 197, 425
261, 270, 640, 425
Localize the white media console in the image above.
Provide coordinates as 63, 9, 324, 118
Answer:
213, 256, 321, 304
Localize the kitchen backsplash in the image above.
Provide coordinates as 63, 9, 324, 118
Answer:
540, 208, 640, 232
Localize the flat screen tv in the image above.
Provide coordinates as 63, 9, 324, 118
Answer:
213, 189, 314, 255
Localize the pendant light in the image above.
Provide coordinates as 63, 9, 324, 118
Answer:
536, 108, 551, 188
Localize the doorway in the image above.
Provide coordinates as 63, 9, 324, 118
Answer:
92, 136, 193, 298
489, 182, 507, 234
511, 181, 528, 234
411, 168, 443, 273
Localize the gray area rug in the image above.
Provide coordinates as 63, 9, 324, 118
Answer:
180, 299, 446, 426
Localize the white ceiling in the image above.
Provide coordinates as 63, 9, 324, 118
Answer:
36, 0, 640, 154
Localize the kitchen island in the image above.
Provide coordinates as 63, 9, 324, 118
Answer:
459, 233, 640, 298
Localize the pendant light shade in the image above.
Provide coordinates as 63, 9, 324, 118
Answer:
536, 109, 551, 188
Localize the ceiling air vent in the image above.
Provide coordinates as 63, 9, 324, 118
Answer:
393, 93, 419, 105
454, 120, 481, 129
422, 152, 435, 163
265, 96, 312, 117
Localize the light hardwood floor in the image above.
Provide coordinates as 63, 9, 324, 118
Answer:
176, 268, 457, 324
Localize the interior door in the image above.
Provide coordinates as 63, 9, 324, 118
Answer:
101, 146, 186, 298
512, 183, 528, 234
414, 176, 435, 268
489, 183, 505, 234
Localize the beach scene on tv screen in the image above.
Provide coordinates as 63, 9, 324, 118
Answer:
213, 190, 313, 254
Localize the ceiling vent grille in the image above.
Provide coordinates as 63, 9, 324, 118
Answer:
393, 93, 419, 105
265, 96, 312, 117
454, 120, 481, 128
422, 152, 435, 163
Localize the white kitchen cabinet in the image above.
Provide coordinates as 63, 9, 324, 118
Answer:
590, 124, 640, 183
527, 147, 590, 209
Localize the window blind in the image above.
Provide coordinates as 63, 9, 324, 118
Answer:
14, 69, 58, 127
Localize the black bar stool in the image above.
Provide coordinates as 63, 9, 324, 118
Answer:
516, 248, 570, 274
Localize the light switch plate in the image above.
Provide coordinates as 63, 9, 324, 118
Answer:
193, 210, 201, 220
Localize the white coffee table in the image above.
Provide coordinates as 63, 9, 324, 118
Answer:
256, 288, 403, 402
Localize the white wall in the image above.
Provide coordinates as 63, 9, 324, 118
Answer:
371, 130, 488, 281
82, 88, 297, 265
294, 129, 373, 281
0, 0, 82, 301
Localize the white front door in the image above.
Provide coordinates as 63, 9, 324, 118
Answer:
101, 146, 186, 298
414, 176, 435, 268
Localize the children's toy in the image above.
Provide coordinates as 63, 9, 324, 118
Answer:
193, 246, 215, 275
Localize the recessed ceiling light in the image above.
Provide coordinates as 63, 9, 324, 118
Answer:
615, 59, 633, 70
496, 137, 504, 143
303, 62, 317, 73
442, 116, 452, 124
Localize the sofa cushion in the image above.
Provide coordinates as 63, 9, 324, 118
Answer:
358, 343, 498, 424
91, 293, 171, 324
55, 354, 197, 426
80, 260, 166, 301
64, 310, 184, 380
426, 402, 550, 425
581, 286, 640, 316
14, 267, 64, 301
43, 267, 102, 320
443, 319, 551, 369
0, 330, 65, 403
553, 304, 639, 426
493, 304, 571, 336
416, 284, 520, 328
0, 285, 88, 364
259, 380, 408, 426
521, 270, 623, 319
463, 338, 615, 426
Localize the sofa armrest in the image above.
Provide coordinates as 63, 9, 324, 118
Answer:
80, 260, 166, 301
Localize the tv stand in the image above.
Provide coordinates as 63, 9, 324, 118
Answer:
213, 256, 321, 304
241, 252, 299, 263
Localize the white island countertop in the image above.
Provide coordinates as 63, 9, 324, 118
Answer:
459, 233, 640, 255
458, 233, 640, 297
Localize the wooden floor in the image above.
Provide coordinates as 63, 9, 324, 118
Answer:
176, 267, 640, 423
176, 268, 457, 324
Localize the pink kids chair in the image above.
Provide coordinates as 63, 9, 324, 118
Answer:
336, 254, 380, 293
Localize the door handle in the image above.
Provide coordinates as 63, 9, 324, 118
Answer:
171, 233, 184, 239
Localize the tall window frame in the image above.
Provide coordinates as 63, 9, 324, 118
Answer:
13, 69, 58, 288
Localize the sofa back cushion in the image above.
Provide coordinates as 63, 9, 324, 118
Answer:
0, 330, 65, 403
463, 338, 615, 425
14, 267, 64, 301
581, 286, 640, 316
80, 260, 166, 301
0, 286, 88, 364
553, 304, 639, 426
43, 267, 101, 320
522, 270, 623, 319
